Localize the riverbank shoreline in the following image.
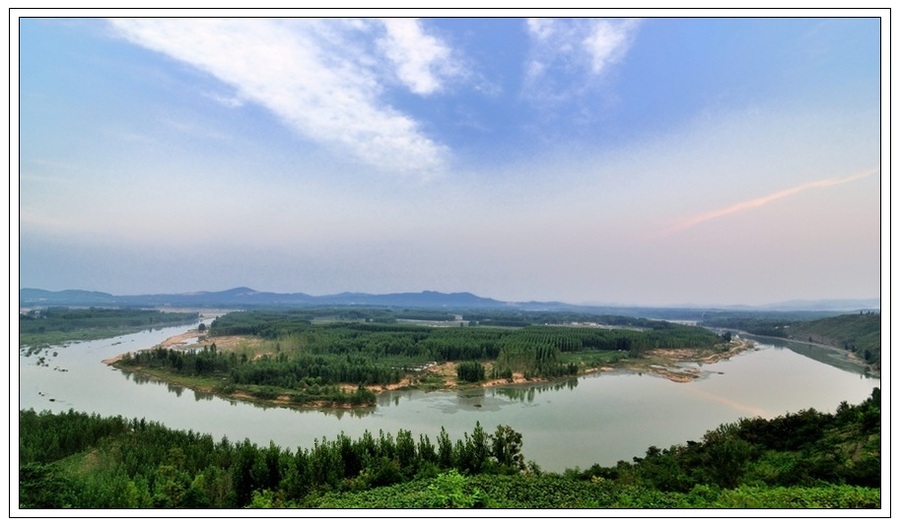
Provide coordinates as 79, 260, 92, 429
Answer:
729, 332, 879, 378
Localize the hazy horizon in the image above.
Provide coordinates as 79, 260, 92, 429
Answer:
15, 12, 885, 306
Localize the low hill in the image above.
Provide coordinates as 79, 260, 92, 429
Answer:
700, 311, 881, 371
786, 312, 881, 368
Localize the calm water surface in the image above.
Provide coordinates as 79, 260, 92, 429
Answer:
18, 323, 879, 472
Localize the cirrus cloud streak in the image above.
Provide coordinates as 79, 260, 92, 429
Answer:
663, 168, 879, 236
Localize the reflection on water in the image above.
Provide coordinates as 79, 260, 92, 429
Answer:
494, 377, 579, 403
114, 361, 379, 418
321, 406, 378, 420
457, 388, 487, 407
745, 334, 875, 377
114, 369, 186, 395
193, 391, 215, 402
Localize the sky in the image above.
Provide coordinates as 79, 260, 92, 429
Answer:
15, 12, 886, 306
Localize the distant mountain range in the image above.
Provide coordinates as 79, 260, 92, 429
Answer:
19, 287, 512, 310
18, 287, 880, 316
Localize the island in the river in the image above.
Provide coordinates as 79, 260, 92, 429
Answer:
105, 308, 754, 410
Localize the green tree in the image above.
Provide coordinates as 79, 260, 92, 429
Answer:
455, 361, 485, 382
491, 425, 525, 473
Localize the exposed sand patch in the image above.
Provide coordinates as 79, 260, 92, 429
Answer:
633, 338, 756, 382
102, 329, 264, 365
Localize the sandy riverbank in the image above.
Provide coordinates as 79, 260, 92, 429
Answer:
102, 328, 258, 365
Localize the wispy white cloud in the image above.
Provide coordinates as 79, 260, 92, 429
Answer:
205, 91, 244, 108
583, 19, 641, 75
377, 18, 458, 95
524, 18, 641, 101
525, 18, 555, 41
662, 168, 879, 235
109, 18, 452, 177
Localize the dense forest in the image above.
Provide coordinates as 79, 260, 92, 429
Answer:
19, 307, 199, 352
18, 388, 880, 509
114, 310, 727, 407
699, 311, 881, 369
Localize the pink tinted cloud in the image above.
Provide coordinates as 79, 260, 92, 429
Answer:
663, 168, 878, 236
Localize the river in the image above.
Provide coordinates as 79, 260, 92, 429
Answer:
17, 320, 880, 473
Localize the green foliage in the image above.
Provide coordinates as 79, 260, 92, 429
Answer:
712, 484, 880, 508
491, 425, 525, 473
19, 463, 79, 508
207, 310, 314, 338
425, 469, 487, 508
310, 474, 880, 509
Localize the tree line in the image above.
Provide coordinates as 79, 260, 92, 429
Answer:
18, 388, 880, 508
19, 411, 524, 509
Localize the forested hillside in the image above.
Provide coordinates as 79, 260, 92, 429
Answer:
786, 312, 881, 368
18, 388, 880, 509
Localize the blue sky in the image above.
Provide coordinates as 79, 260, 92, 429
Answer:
16, 13, 884, 305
